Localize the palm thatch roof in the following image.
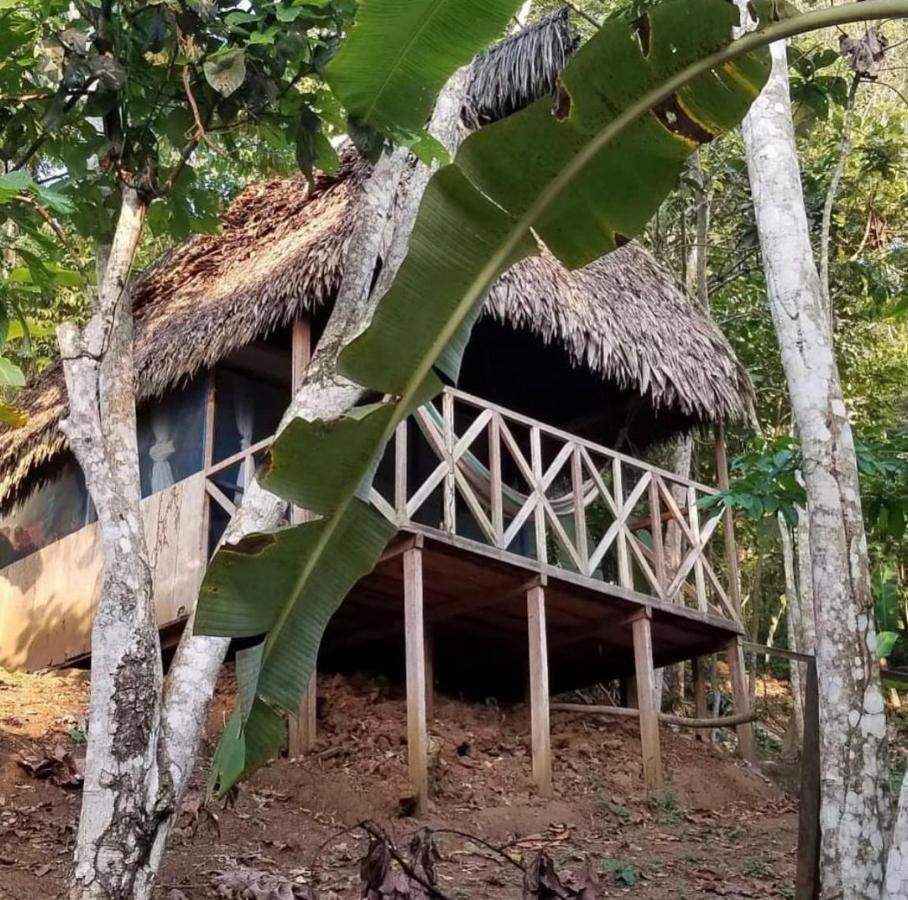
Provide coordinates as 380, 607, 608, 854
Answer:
0, 152, 751, 507
0, 9, 752, 508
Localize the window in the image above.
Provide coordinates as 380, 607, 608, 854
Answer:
0, 458, 94, 568
136, 376, 207, 498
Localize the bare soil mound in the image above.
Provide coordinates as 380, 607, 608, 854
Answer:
0, 666, 797, 899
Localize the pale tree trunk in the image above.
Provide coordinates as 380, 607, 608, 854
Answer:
63, 70, 468, 900
741, 40, 892, 899
140, 69, 471, 888
58, 187, 166, 899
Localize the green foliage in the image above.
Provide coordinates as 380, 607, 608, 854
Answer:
700, 436, 804, 526
601, 858, 641, 886
649, 785, 683, 825
856, 428, 908, 543
1, 0, 352, 244
0, 170, 83, 423
326, 0, 521, 154
873, 565, 904, 661
0, 0, 355, 387
789, 43, 851, 128
196, 0, 787, 794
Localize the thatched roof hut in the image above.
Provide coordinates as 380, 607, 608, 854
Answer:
0, 151, 751, 508
0, 9, 752, 509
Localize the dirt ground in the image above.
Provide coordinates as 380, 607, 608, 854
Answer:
0, 665, 798, 899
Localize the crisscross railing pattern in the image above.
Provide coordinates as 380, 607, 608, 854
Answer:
368, 388, 740, 624
198, 388, 740, 625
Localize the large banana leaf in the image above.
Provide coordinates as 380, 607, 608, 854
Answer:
339, 0, 767, 395
196, 0, 900, 794
326, 0, 522, 135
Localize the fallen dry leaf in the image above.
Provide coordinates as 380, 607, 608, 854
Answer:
213, 864, 315, 899
16, 745, 84, 788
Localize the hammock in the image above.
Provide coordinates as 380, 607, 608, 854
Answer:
420, 402, 603, 520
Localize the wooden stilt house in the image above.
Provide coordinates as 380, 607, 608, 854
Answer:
0, 12, 757, 800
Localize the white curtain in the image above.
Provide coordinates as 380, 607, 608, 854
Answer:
234, 382, 254, 499
149, 404, 176, 494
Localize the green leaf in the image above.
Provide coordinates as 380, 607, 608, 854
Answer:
326, 0, 522, 135
199, 505, 394, 794
877, 631, 900, 660
0, 402, 27, 428
203, 49, 247, 97
0, 170, 33, 200
0, 356, 25, 388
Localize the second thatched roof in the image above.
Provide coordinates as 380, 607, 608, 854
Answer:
0, 152, 752, 507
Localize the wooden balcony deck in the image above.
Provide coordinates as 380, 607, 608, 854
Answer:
364, 387, 742, 626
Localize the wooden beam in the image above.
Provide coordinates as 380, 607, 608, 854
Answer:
715, 424, 743, 625
201, 369, 217, 559
550, 702, 755, 729
551, 702, 639, 718
631, 609, 663, 792
660, 709, 757, 729
404, 547, 429, 815
742, 640, 814, 663
291, 317, 311, 391
288, 673, 317, 756
727, 636, 756, 762
379, 532, 423, 564
527, 583, 553, 797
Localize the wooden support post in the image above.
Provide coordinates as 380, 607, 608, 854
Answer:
288, 673, 317, 756
404, 547, 429, 815
201, 369, 217, 559
287, 316, 316, 752
692, 656, 710, 743
727, 636, 756, 762
291, 317, 312, 388
715, 424, 744, 621
630, 609, 663, 792
795, 659, 820, 900
526, 583, 553, 797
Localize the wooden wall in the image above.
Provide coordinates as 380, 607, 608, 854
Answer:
0, 472, 207, 671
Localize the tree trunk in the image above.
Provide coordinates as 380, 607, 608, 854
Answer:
140, 69, 471, 889
59, 188, 167, 899
741, 40, 890, 899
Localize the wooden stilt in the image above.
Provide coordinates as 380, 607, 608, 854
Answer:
727, 637, 756, 762
287, 317, 315, 754
631, 609, 663, 792
288, 673, 317, 756
692, 656, 710, 743
795, 659, 820, 900
526, 582, 553, 797
404, 546, 429, 815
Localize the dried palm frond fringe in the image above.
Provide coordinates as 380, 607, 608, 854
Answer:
463, 8, 580, 128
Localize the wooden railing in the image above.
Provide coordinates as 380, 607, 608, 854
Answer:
200, 387, 740, 625
369, 388, 740, 624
